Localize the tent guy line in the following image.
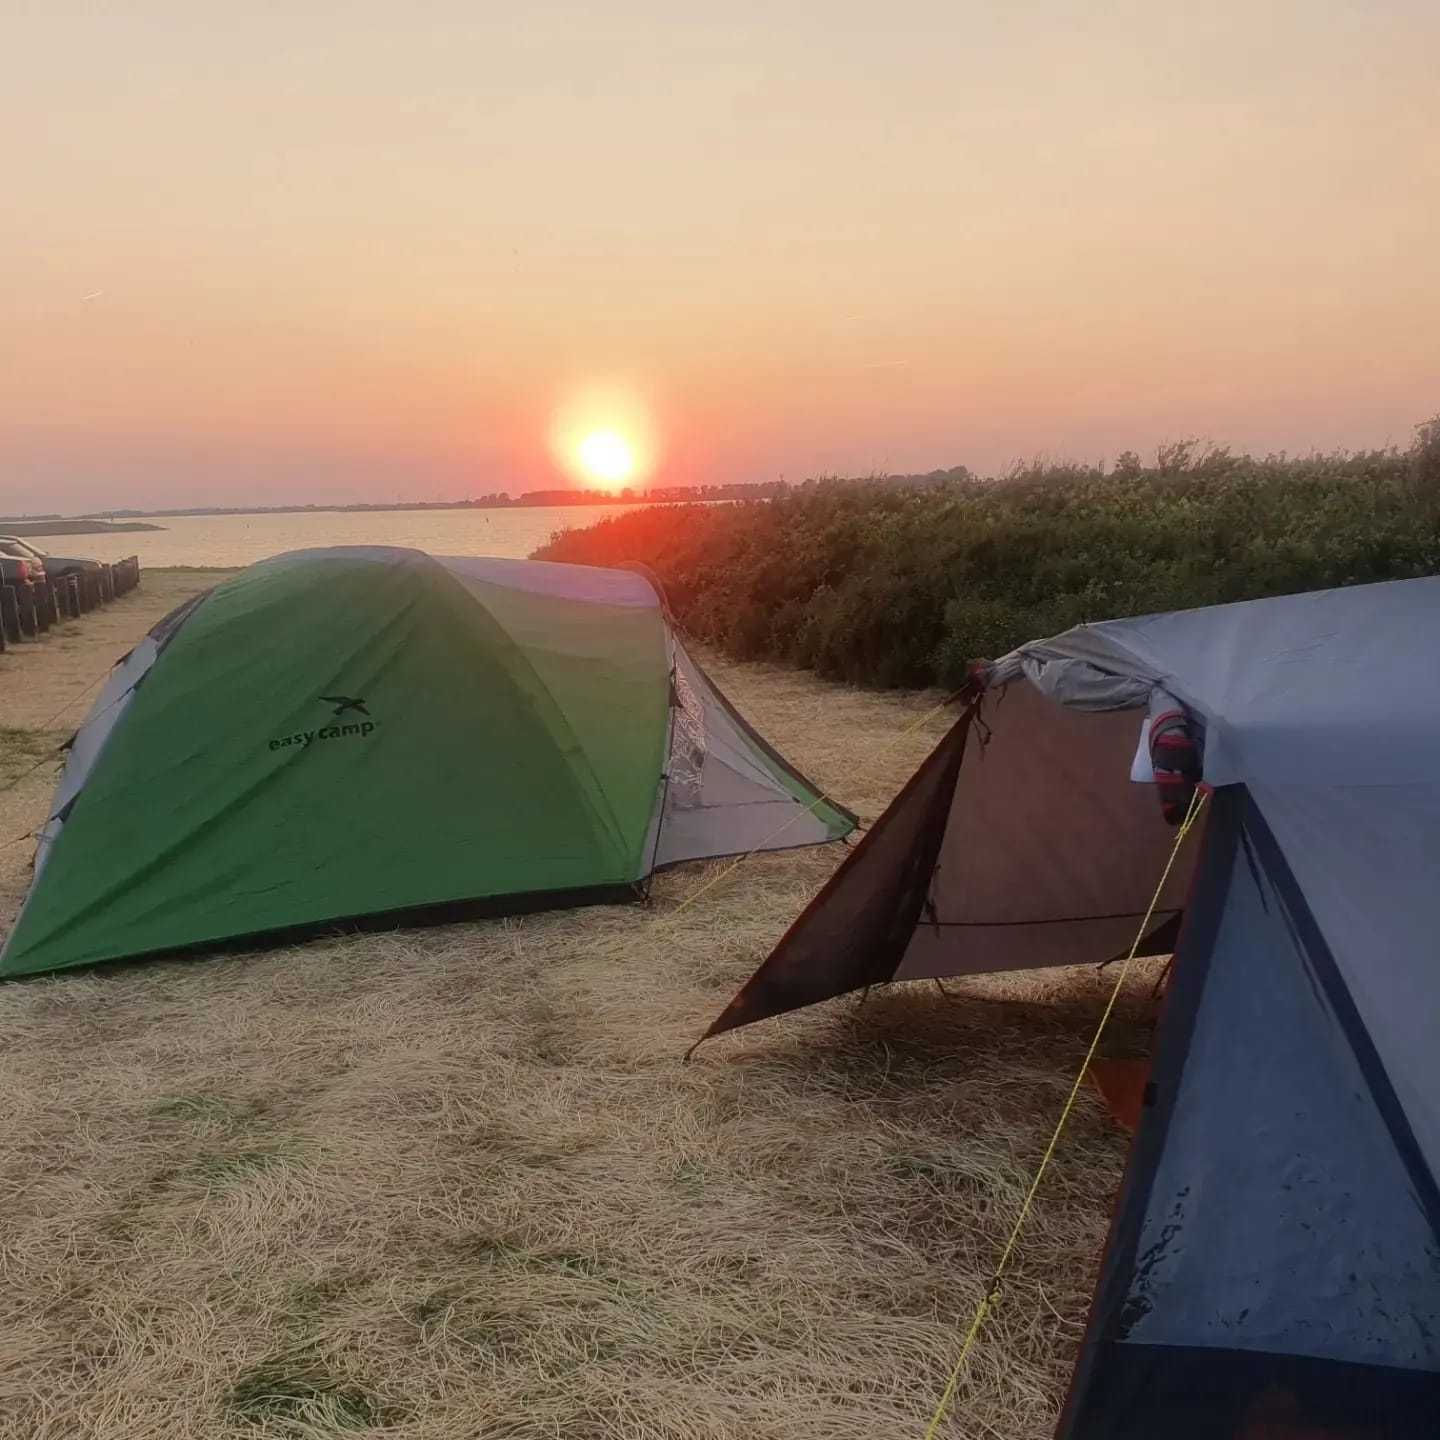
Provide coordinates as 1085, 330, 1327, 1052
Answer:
0, 664, 114, 808
922, 788, 1209, 1440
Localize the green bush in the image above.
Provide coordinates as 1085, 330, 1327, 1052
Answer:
533, 423, 1440, 689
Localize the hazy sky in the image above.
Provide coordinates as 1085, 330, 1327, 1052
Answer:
3, 1, 1437, 511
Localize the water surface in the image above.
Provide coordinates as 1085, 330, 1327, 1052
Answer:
64, 505, 649, 569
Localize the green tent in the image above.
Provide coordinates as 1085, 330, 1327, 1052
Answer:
1, 548, 854, 977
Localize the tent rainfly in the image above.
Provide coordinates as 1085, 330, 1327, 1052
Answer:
0, 548, 854, 977
700, 576, 1440, 1439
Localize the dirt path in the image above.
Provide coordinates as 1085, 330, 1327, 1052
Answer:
0, 575, 1144, 1440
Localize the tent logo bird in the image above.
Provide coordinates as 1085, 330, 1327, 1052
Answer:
320, 694, 369, 718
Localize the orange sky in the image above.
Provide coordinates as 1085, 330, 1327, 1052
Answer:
3, 1, 1438, 512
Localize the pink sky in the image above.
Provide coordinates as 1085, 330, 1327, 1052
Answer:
3, 1, 1437, 513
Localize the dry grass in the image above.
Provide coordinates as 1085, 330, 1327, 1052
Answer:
0, 576, 1158, 1439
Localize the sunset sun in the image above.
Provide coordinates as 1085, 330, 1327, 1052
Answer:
575, 429, 637, 487
550, 382, 658, 490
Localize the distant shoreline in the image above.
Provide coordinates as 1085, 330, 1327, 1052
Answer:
70, 500, 655, 520
0, 518, 166, 536
0, 497, 716, 543
1, 476, 959, 531
32, 484, 786, 524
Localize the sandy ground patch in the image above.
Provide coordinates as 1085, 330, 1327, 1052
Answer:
0, 574, 1155, 1439
0, 569, 220, 733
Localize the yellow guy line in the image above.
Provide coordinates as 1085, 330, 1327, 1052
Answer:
921, 787, 1209, 1439
666, 688, 966, 922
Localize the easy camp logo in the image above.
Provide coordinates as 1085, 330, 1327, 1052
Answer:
268, 695, 377, 752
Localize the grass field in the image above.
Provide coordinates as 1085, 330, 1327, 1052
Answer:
0, 571, 1158, 1439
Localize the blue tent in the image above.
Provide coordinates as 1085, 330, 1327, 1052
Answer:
702, 576, 1440, 1436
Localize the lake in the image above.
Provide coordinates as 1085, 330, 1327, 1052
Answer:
64, 504, 652, 570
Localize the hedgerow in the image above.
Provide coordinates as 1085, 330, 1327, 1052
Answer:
534, 424, 1440, 688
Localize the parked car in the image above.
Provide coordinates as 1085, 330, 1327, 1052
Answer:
0, 541, 45, 589
0, 541, 45, 637
0, 536, 101, 580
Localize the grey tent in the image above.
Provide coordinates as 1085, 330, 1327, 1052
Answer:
701, 576, 1440, 1438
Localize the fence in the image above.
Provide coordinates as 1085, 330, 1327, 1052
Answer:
0, 556, 141, 651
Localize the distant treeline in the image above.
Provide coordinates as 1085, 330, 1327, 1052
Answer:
533, 425, 1440, 688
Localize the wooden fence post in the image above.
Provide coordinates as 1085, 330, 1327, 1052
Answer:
17, 584, 38, 638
